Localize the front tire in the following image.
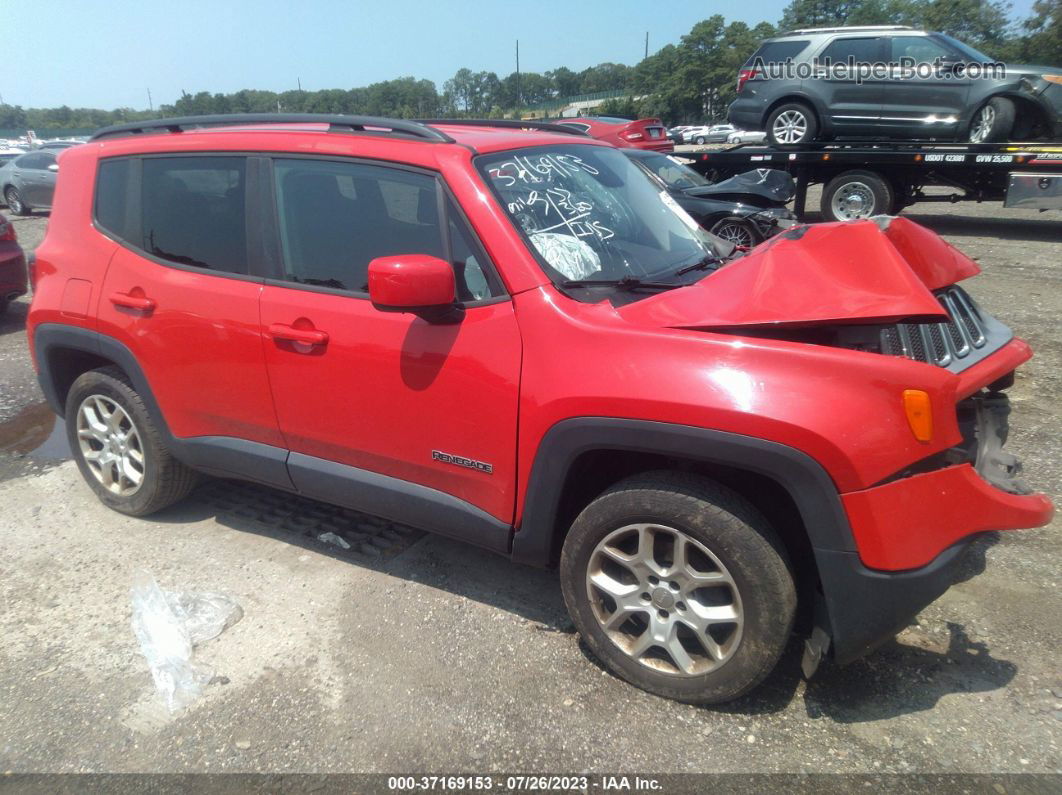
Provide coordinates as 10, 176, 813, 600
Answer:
694, 135, 706, 145
968, 97, 1015, 143
560, 472, 796, 705
66, 366, 198, 516
709, 216, 761, 247
4, 186, 30, 216
766, 102, 818, 146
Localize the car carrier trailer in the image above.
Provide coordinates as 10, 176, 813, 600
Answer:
684, 141, 1062, 222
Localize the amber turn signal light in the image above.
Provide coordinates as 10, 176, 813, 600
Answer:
903, 389, 933, 443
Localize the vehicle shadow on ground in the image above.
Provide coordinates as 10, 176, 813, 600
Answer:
152, 478, 573, 631
899, 212, 1062, 243
151, 479, 1016, 722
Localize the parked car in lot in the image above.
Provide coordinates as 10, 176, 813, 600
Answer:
28, 114, 1052, 705
623, 149, 796, 246
726, 130, 767, 145
729, 25, 1062, 145
683, 124, 737, 144
557, 116, 673, 152
0, 149, 59, 215
0, 212, 28, 315
668, 125, 694, 143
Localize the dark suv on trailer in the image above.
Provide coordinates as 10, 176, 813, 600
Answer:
729, 25, 1062, 145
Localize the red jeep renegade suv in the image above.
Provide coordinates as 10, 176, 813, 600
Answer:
27, 114, 1052, 704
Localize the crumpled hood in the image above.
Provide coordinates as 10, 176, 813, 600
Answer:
620, 217, 980, 331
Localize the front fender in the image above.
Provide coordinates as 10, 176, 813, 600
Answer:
511, 417, 855, 568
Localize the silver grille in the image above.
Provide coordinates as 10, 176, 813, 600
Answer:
880, 286, 992, 368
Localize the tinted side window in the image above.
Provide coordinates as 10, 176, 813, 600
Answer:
745, 40, 810, 65
890, 36, 954, 62
447, 198, 503, 301
141, 156, 247, 273
16, 153, 46, 169
272, 159, 444, 292
819, 37, 880, 65
95, 158, 133, 240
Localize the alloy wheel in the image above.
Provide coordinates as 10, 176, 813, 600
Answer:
76, 395, 146, 496
712, 221, 755, 247
772, 110, 808, 144
585, 523, 743, 676
5, 188, 23, 215
969, 105, 995, 143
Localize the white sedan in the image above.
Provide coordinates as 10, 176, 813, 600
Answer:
726, 130, 767, 145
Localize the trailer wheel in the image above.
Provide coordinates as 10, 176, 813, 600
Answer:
820, 170, 894, 222
968, 97, 1015, 143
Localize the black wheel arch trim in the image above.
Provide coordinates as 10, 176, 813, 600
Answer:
511, 417, 856, 567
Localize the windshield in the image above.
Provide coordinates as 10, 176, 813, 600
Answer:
935, 33, 993, 63
633, 152, 710, 190
477, 145, 713, 285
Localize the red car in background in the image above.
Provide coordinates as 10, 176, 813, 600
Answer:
0, 212, 28, 316
557, 116, 673, 152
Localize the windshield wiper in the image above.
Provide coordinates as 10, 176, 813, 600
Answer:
673, 254, 723, 277
561, 275, 683, 291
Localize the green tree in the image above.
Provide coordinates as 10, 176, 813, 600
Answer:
1019, 0, 1062, 64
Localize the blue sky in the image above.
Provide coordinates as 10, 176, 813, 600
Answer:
4, 0, 1037, 109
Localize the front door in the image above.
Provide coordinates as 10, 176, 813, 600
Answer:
257, 156, 521, 542
878, 35, 970, 138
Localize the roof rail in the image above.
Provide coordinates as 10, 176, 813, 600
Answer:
414, 118, 589, 136
90, 114, 454, 143
784, 24, 914, 35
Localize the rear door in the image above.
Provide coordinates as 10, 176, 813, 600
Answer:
14, 152, 49, 205
95, 154, 287, 479
257, 156, 521, 542
813, 36, 886, 134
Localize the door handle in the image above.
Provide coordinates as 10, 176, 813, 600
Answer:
268, 323, 329, 346
109, 291, 156, 312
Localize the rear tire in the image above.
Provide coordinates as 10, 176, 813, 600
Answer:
766, 102, 818, 146
66, 366, 198, 516
820, 170, 894, 222
968, 97, 1015, 143
560, 472, 796, 705
4, 186, 30, 216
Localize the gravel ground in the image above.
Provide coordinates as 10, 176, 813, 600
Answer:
0, 199, 1059, 776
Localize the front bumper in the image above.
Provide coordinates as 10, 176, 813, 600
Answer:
843, 462, 1052, 570
816, 540, 975, 664
820, 384, 1052, 663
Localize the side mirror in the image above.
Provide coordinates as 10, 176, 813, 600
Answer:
368, 254, 457, 320
47, 163, 58, 172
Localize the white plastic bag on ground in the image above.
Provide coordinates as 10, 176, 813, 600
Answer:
130, 570, 243, 712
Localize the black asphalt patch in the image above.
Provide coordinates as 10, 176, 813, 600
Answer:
192, 478, 427, 564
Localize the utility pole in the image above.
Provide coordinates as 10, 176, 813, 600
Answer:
297, 77, 302, 91
147, 88, 153, 111
645, 32, 649, 60
516, 40, 521, 112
